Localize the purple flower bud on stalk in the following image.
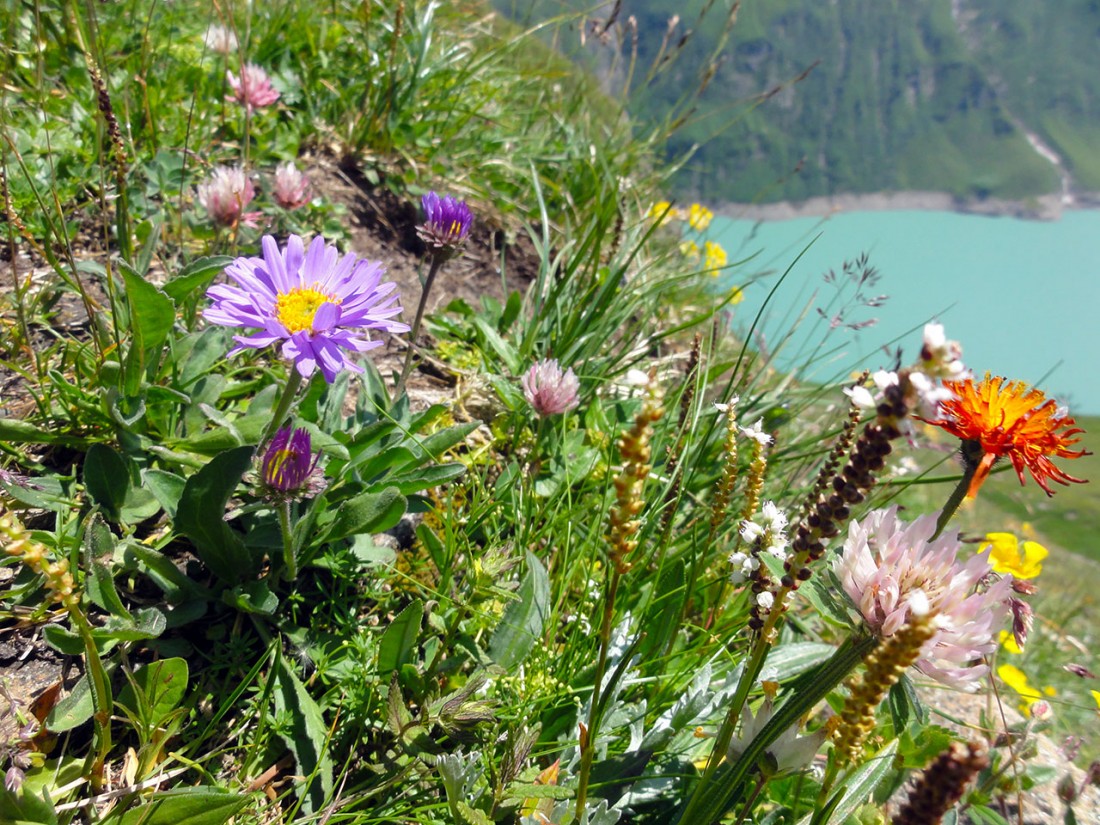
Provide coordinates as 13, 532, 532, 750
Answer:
417, 191, 472, 259
261, 426, 318, 495
522, 359, 580, 417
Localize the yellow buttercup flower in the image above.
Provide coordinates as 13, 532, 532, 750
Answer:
998, 630, 1023, 654
982, 532, 1048, 579
703, 240, 727, 276
649, 201, 679, 225
1091, 689, 1100, 710
729, 286, 744, 305
687, 203, 714, 231
997, 664, 1055, 716
679, 240, 701, 261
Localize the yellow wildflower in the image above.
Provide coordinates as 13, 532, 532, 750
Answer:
679, 240, 701, 261
687, 203, 714, 231
997, 664, 1055, 716
982, 532, 1048, 579
648, 201, 678, 225
703, 240, 727, 276
729, 286, 744, 305
998, 630, 1023, 654
1091, 689, 1100, 710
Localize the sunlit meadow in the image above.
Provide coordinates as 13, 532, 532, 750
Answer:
1, 2, 1096, 824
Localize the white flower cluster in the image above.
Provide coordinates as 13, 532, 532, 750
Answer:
729, 501, 790, 584
842, 323, 968, 419
739, 418, 773, 446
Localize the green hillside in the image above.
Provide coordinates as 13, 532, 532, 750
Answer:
497, 0, 1100, 204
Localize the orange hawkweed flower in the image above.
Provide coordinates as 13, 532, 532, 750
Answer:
923, 374, 1088, 498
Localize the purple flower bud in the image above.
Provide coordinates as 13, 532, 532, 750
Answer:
4, 766, 23, 792
1010, 597, 1033, 651
1057, 773, 1078, 804
1064, 663, 1096, 679
261, 426, 318, 495
522, 359, 580, 417
418, 191, 472, 258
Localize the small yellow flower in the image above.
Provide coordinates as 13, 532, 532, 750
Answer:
997, 664, 1055, 716
687, 203, 714, 232
703, 240, 727, 276
729, 286, 744, 305
1091, 689, 1100, 710
998, 630, 1023, 654
982, 532, 1048, 579
648, 201, 678, 225
679, 240, 701, 261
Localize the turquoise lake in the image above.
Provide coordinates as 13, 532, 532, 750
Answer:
711, 209, 1100, 415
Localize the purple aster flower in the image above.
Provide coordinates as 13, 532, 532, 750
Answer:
204, 234, 409, 382
522, 359, 580, 416
417, 191, 472, 258
227, 63, 280, 112
261, 426, 318, 495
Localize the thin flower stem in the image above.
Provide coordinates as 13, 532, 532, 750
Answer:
394, 255, 444, 400
932, 462, 976, 540
574, 569, 621, 819
257, 368, 304, 450
278, 501, 296, 581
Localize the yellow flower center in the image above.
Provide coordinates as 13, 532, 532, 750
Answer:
275, 286, 339, 334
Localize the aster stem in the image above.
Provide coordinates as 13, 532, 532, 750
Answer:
278, 501, 297, 581
394, 254, 444, 401
932, 462, 976, 540
258, 368, 304, 450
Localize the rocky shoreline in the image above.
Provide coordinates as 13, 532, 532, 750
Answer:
717, 190, 1100, 222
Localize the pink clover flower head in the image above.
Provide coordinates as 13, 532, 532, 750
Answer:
227, 63, 280, 112
204, 234, 410, 382
261, 426, 319, 495
522, 358, 580, 417
197, 165, 260, 228
273, 162, 312, 210
418, 191, 473, 258
835, 506, 1013, 689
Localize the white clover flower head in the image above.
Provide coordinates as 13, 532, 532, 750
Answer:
204, 24, 237, 55
834, 506, 1014, 689
740, 418, 773, 446
196, 165, 260, 228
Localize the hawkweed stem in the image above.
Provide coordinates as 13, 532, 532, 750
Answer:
395, 254, 444, 400
931, 454, 978, 540
257, 368, 303, 450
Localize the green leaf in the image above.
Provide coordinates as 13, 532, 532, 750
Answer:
93, 607, 167, 642
46, 672, 94, 732
397, 422, 480, 471
117, 658, 189, 724
112, 787, 252, 825
488, 552, 549, 670
639, 558, 685, 664
162, 255, 234, 303
175, 447, 255, 583
83, 444, 129, 519
325, 487, 406, 542
797, 740, 898, 825
273, 656, 334, 814
142, 469, 186, 520
119, 540, 205, 601
763, 642, 837, 681
381, 462, 466, 495
224, 581, 278, 616
0, 783, 57, 824
83, 514, 131, 619
120, 262, 176, 395
378, 600, 424, 675
471, 316, 520, 373
964, 804, 1011, 825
